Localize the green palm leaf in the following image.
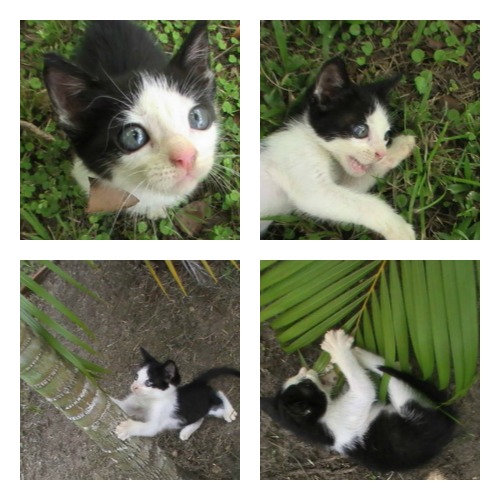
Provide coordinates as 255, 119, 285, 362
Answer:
261, 260, 479, 401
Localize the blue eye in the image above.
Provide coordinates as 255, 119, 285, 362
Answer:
118, 124, 149, 152
188, 105, 212, 130
352, 124, 369, 138
384, 130, 392, 143
145, 380, 153, 387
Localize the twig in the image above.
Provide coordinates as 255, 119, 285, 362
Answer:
20, 120, 55, 142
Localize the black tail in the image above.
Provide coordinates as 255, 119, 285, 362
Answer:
378, 366, 451, 406
194, 367, 240, 384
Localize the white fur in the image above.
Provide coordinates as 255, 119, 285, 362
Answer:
260, 105, 416, 239
74, 74, 218, 220
113, 367, 181, 440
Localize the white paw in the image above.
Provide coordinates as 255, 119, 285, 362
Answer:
179, 427, 192, 441
224, 408, 238, 423
115, 419, 134, 440
383, 220, 416, 240
321, 329, 354, 362
376, 135, 416, 172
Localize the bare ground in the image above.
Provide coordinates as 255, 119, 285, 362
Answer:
20, 260, 240, 480
260, 326, 480, 480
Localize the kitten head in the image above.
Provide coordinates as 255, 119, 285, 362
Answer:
262, 368, 329, 427
43, 21, 217, 205
261, 367, 333, 446
307, 57, 400, 178
129, 347, 181, 397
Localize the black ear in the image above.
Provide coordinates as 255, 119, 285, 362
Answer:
369, 74, 401, 103
313, 57, 351, 106
43, 53, 96, 129
163, 360, 180, 385
170, 21, 211, 74
139, 347, 156, 364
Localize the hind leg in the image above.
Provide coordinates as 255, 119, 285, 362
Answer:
209, 391, 237, 422
353, 347, 385, 375
179, 418, 204, 441
353, 347, 424, 413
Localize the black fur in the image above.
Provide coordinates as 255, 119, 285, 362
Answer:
346, 400, 455, 471
43, 20, 215, 180
261, 380, 334, 446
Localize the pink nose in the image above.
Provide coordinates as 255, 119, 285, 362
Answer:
170, 149, 197, 172
375, 150, 386, 160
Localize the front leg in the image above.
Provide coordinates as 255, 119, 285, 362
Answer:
276, 171, 415, 240
321, 330, 376, 395
115, 419, 161, 440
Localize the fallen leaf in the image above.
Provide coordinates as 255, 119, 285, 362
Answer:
175, 200, 209, 236
86, 178, 139, 213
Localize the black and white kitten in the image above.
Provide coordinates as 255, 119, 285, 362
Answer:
261, 330, 455, 471
113, 348, 239, 441
44, 21, 218, 219
261, 58, 416, 239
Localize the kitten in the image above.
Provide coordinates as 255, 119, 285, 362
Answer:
113, 347, 239, 441
261, 330, 455, 471
261, 57, 416, 239
43, 21, 218, 220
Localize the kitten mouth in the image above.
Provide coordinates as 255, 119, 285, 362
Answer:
348, 156, 370, 175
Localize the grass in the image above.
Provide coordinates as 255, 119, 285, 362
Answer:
20, 20, 240, 240
261, 20, 480, 240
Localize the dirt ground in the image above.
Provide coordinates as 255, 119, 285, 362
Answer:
20, 260, 240, 480
260, 326, 480, 480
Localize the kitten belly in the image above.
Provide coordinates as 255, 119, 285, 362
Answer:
73, 157, 192, 219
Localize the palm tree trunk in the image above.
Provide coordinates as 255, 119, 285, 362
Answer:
20, 322, 190, 480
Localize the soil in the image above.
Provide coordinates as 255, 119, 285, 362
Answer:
260, 326, 480, 480
20, 260, 240, 480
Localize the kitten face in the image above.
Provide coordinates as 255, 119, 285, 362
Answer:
130, 347, 180, 397
307, 58, 397, 178
110, 74, 218, 198
43, 21, 218, 215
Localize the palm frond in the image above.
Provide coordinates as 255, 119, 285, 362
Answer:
260, 260, 479, 400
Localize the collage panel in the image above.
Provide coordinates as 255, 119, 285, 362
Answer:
260, 21, 479, 240
21, 20, 240, 240
260, 260, 479, 479
21, 260, 240, 479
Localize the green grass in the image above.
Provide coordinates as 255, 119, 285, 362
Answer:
261, 20, 480, 240
20, 20, 240, 240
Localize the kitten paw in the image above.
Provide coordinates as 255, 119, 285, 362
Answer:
321, 329, 354, 362
320, 368, 339, 388
115, 419, 134, 440
224, 408, 238, 423
383, 220, 416, 240
376, 135, 416, 172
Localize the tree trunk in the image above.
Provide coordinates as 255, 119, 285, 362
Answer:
20, 322, 191, 480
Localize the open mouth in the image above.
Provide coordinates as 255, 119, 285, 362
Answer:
348, 156, 370, 174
